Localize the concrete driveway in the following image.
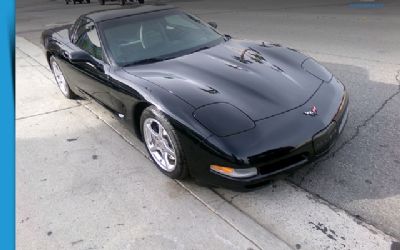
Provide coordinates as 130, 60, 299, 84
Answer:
16, 0, 400, 249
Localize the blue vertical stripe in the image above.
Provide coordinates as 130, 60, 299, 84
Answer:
0, 0, 15, 249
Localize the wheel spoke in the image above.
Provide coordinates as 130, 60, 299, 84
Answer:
162, 141, 175, 158
148, 143, 158, 152
160, 128, 175, 157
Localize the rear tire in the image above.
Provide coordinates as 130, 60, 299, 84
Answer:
120, 0, 126, 5
86, 0, 90, 3
140, 106, 189, 180
138, 0, 144, 3
49, 56, 77, 99
98, 0, 105, 5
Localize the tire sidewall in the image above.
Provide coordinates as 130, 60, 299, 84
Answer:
140, 106, 188, 179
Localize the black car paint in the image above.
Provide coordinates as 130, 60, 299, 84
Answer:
42, 6, 348, 190
124, 39, 323, 122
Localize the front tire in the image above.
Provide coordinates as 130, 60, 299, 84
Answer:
140, 106, 188, 180
49, 56, 77, 99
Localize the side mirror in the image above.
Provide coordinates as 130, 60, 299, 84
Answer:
69, 50, 104, 72
208, 22, 218, 29
69, 50, 93, 63
224, 34, 232, 40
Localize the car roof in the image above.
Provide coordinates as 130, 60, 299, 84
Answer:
84, 4, 176, 22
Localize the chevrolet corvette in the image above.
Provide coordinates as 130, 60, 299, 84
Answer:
41, 5, 349, 190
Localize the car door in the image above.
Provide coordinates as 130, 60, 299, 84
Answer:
66, 18, 124, 113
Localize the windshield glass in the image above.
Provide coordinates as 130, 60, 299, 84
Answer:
99, 9, 224, 66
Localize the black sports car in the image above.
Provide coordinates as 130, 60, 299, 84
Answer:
41, 5, 349, 190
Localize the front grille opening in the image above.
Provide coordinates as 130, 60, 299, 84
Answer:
258, 154, 308, 175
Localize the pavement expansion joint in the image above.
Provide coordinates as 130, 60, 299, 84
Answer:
16, 104, 82, 120
177, 182, 268, 250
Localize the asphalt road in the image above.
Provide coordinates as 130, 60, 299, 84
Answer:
16, 0, 400, 247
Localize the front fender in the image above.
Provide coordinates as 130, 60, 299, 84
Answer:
117, 69, 214, 144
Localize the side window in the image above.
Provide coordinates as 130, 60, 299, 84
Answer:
73, 18, 87, 44
74, 19, 103, 61
70, 19, 82, 41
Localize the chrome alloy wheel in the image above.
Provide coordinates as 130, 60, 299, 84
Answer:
51, 60, 69, 96
143, 118, 177, 172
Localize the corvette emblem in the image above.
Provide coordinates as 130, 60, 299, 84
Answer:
304, 106, 318, 116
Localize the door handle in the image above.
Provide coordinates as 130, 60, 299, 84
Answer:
62, 51, 69, 59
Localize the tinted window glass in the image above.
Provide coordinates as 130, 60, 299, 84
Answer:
100, 10, 223, 66
70, 18, 82, 41
73, 18, 88, 43
75, 20, 103, 60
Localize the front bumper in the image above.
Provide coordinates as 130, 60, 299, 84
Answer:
182, 80, 349, 191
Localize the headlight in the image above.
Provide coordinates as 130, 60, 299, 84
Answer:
193, 102, 255, 137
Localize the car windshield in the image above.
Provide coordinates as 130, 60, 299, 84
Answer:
99, 9, 225, 66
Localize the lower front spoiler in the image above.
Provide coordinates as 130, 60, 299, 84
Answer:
193, 151, 327, 192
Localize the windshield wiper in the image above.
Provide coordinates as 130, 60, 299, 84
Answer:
123, 47, 211, 67
123, 57, 167, 67
190, 46, 211, 54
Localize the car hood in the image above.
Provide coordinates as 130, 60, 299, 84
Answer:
124, 39, 323, 121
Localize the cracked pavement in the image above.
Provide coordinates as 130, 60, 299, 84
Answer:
16, 0, 400, 248
295, 70, 400, 186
